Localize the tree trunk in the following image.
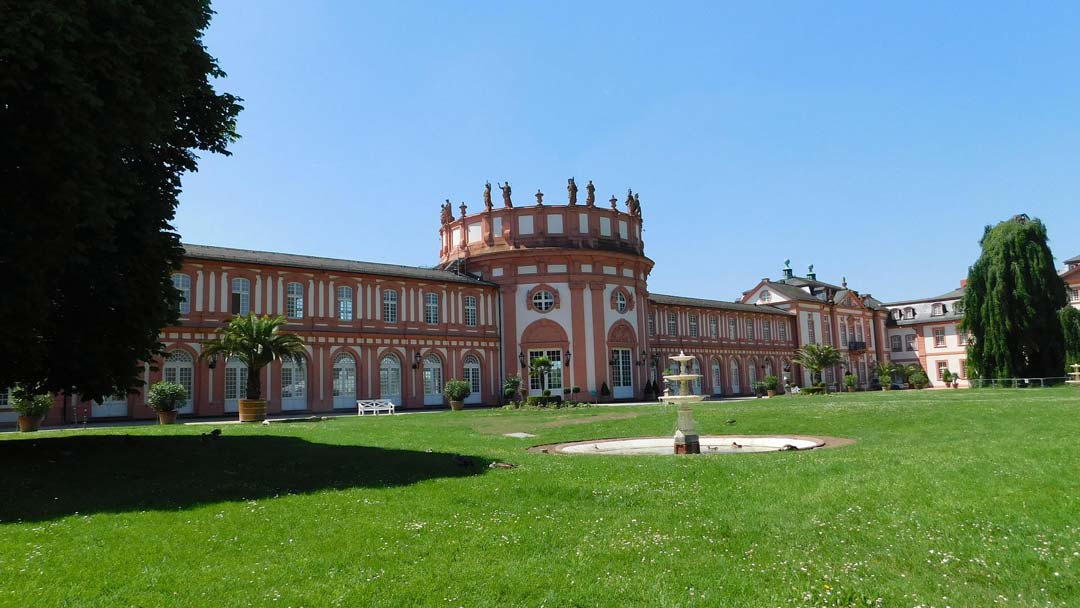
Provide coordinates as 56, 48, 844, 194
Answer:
246, 365, 263, 400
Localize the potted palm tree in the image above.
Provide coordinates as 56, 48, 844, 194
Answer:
792, 344, 843, 388
443, 379, 471, 411
10, 386, 53, 432
201, 313, 306, 422
874, 362, 897, 391
843, 373, 858, 392
763, 375, 779, 397
146, 380, 187, 424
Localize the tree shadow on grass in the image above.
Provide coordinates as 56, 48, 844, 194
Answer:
0, 434, 489, 523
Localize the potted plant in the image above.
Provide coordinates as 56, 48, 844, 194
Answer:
443, 379, 471, 411
10, 386, 52, 432
941, 369, 953, 388
752, 380, 767, 398
146, 380, 187, 424
763, 375, 779, 397
502, 375, 522, 404
792, 344, 843, 387
874, 362, 896, 391
201, 313, 306, 422
843, 373, 858, 393
909, 369, 929, 389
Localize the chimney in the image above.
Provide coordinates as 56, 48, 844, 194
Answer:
960, 279, 967, 288
807, 266, 817, 282
782, 266, 794, 280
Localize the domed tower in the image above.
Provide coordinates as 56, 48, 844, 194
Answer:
439, 181, 653, 400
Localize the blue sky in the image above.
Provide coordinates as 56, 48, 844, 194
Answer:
178, 1, 1080, 303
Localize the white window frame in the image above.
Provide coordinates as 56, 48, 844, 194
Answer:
383, 289, 398, 323
172, 273, 191, 314
425, 293, 439, 324
615, 292, 628, 314
667, 313, 677, 336
532, 290, 555, 312
337, 286, 353, 321
464, 296, 477, 327
286, 282, 304, 319
231, 278, 250, 315
688, 314, 699, 337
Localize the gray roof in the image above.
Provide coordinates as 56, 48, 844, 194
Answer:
884, 286, 965, 307
182, 244, 495, 286
1066, 253, 1080, 264
763, 282, 823, 303
649, 293, 792, 315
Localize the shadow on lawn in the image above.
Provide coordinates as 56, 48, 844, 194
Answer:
0, 434, 489, 523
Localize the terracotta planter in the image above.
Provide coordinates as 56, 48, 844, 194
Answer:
846, 387, 855, 393
17, 415, 43, 433
157, 410, 178, 425
449, 400, 464, 411
766, 390, 776, 398
238, 399, 267, 423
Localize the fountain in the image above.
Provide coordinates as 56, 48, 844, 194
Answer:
660, 351, 705, 406
1067, 364, 1080, 389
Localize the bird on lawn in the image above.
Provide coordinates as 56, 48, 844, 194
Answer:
200, 429, 222, 443
725, 419, 736, 425
780, 444, 799, 451
730, 442, 743, 449
488, 462, 516, 469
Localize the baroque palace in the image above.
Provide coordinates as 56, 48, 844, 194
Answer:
6, 182, 1080, 425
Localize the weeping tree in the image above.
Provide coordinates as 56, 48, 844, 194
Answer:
960, 215, 1067, 379
1062, 307, 1080, 369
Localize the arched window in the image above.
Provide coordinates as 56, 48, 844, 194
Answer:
711, 358, 723, 395
689, 357, 702, 395
759, 289, 771, 303
163, 350, 194, 413
730, 359, 741, 393
425, 293, 440, 324
422, 355, 443, 406
337, 286, 353, 321
332, 353, 357, 408
286, 282, 305, 319
172, 274, 191, 314
764, 359, 774, 378
231, 278, 250, 315
747, 359, 758, 387
379, 354, 401, 404
614, 292, 627, 314
382, 289, 398, 323
281, 357, 307, 410
463, 355, 481, 404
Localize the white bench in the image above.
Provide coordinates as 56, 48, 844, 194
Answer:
357, 399, 396, 416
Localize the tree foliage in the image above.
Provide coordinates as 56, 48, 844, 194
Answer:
200, 315, 306, 401
1062, 306, 1080, 369
960, 215, 1067, 379
792, 344, 843, 385
0, 1, 241, 401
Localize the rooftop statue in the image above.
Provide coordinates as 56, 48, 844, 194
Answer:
629, 191, 642, 217
625, 188, 634, 211
567, 177, 578, 205
808, 264, 815, 274
784, 259, 791, 270
440, 199, 453, 225
609, 195, 618, 210
459, 201, 468, 219
535, 189, 544, 206
499, 181, 513, 208
585, 180, 595, 206
483, 181, 493, 211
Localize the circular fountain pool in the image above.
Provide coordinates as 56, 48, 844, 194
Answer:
532, 435, 850, 455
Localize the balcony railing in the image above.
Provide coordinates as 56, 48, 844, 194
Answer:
848, 341, 867, 351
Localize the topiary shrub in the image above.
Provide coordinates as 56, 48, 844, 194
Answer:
443, 379, 471, 402
600, 382, 611, 397
147, 381, 187, 412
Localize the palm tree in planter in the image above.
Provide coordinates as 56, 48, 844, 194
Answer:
874, 361, 898, 391
792, 344, 843, 387
201, 313, 306, 422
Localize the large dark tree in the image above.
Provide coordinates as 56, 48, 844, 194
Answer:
0, 1, 241, 401
1062, 307, 1080, 369
960, 215, 1067, 379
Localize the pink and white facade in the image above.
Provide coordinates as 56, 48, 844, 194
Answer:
5, 187, 1080, 425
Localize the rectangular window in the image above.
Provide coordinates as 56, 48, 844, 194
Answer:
958, 331, 969, 346
173, 274, 191, 314
425, 293, 439, 324
778, 321, 788, 341
648, 312, 656, 336
762, 320, 772, 341
806, 313, 816, 344
383, 290, 398, 323
464, 296, 477, 327
336, 286, 353, 321
959, 359, 967, 379
231, 278, 250, 315
937, 360, 949, 380
709, 316, 719, 338
822, 317, 831, 345
905, 334, 916, 351
667, 313, 677, 335
528, 349, 562, 392
839, 320, 848, 346
728, 317, 738, 339
1069, 288, 1079, 302
689, 314, 699, 337
890, 335, 902, 352
0, 388, 9, 409
286, 282, 304, 319
933, 327, 946, 348
745, 319, 755, 340
854, 321, 864, 342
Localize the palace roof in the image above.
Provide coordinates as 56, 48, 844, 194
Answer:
648, 293, 792, 315
182, 244, 495, 286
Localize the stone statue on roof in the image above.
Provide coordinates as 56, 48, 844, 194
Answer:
440, 199, 453, 225
629, 192, 642, 217
625, 188, 635, 211
567, 177, 578, 205
483, 181, 493, 211
535, 189, 544, 206
808, 264, 815, 274
585, 180, 595, 206
784, 259, 791, 270
609, 195, 618, 210
459, 201, 467, 219
499, 181, 512, 208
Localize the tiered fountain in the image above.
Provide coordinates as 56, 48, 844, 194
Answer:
660, 351, 705, 454
1067, 364, 1080, 389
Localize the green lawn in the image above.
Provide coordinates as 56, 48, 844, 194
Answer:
2, 389, 1078, 607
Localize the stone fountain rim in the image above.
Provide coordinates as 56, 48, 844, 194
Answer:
528, 434, 856, 455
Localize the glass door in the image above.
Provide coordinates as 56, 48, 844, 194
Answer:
612, 348, 633, 399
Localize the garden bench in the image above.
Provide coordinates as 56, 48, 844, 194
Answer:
357, 399, 396, 416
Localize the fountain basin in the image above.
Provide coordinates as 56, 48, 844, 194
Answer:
532, 435, 848, 455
